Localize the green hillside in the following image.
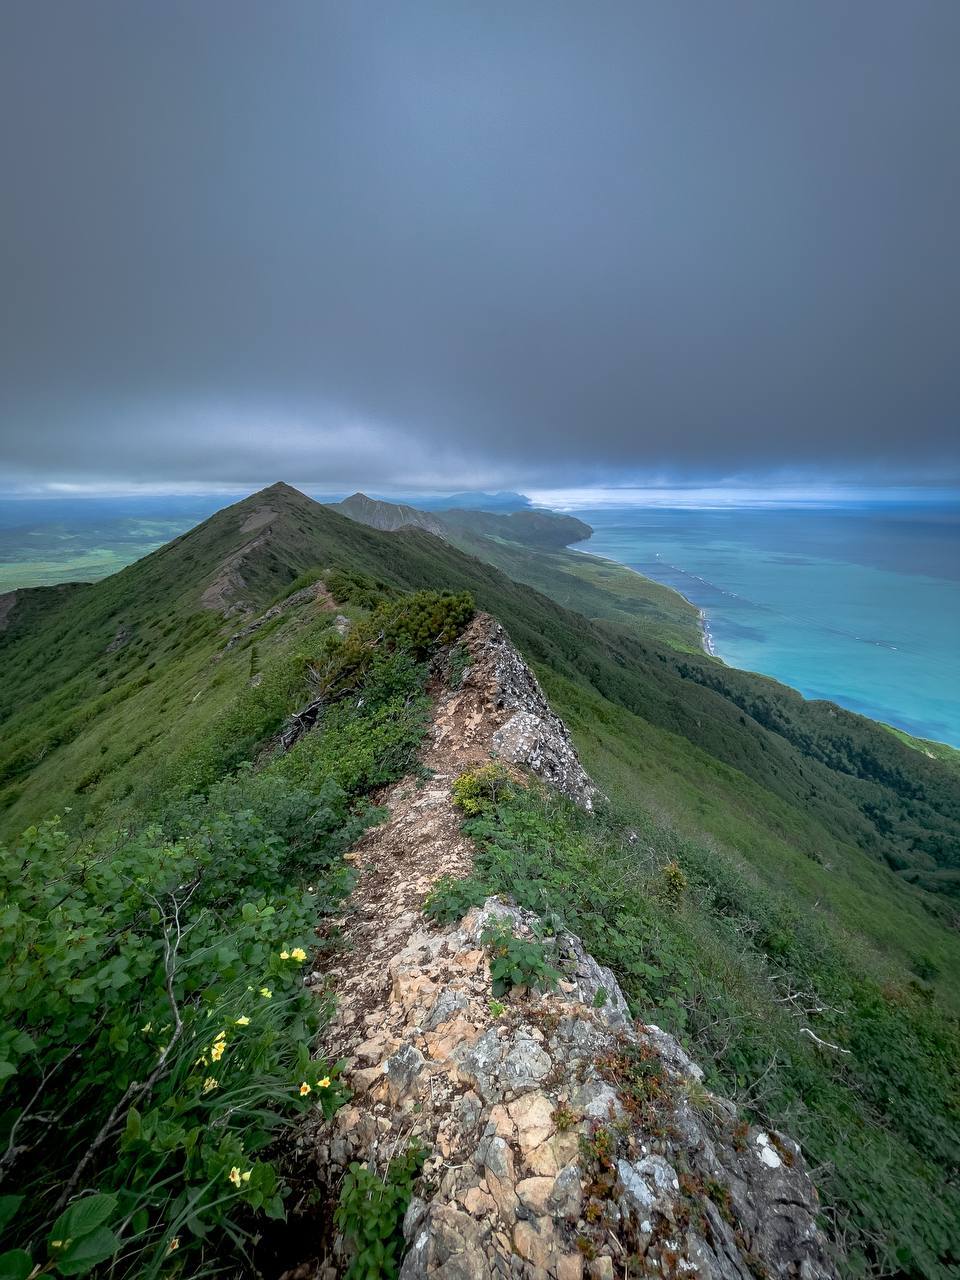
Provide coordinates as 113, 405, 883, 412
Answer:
1, 483, 959, 1278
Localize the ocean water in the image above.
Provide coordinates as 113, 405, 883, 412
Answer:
573, 504, 960, 748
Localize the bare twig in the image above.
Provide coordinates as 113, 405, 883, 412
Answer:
0, 1014, 107, 1186
800, 1027, 852, 1055
53, 883, 198, 1211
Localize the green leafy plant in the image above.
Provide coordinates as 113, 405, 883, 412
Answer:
334, 1142, 426, 1279
451, 762, 511, 816
552, 1104, 580, 1133
446, 645, 472, 689
481, 923, 559, 997
423, 875, 488, 925
658, 860, 688, 906
0, 629, 443, 1276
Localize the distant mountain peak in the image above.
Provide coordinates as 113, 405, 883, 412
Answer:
329, 492, 446, 539
247, 480, 310, 502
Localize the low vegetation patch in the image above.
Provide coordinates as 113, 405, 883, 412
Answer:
334, 1141, 426, 1280
443, 769, 960, 1280
0, 591, 474, 1277
481, 922, 560, 997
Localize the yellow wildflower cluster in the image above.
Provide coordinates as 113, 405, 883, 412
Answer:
279, 947, 308, 962
196, 1029, 228, 1069
228, 1166, 252, 1187
299, 1076, 331, 1096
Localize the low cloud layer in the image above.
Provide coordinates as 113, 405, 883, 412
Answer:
1, 1, 958, 494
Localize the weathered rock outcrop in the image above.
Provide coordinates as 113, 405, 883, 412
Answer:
294, 613, 835, 1280
455, 615, 597, 810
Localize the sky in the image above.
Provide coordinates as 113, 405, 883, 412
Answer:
1, 0, 958, 499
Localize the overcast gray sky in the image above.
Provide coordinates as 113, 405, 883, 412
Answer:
1, 0, 958, 496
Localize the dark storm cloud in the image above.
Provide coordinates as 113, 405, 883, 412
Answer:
1, 0, 958, 492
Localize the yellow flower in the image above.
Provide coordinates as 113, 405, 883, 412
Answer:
228, 1166, 242, 1187
241, 1170, 251, 1183
141, 1021, 152, 1034
234, 1015, 250, 1026
291, 947, 307, 963
259, 987, 272, 999
318, 1077, 331, 1089
279, 950, 290, 960
167, 1238, 180, 1253
202, 1076, 218, 1093
210, 1040, 225, 1062
299, 1081, 312, 1096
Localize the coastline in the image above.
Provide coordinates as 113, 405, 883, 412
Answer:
569, 542, 719, 659
697, 607, 718, 657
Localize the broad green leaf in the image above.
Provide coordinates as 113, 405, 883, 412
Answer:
0, 1251, 31, 1280
54, 1227, 120, 1276
123, 1106, 142, 1144
0, 1198, 23, 1234
49, 1193, 118, 1245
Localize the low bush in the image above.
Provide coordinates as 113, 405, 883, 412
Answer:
423, 875, 488, 925
451, 762, 510, 816
0, 781, 349, 1277
334, 1142, 426, 1280
481, 923, 559, 997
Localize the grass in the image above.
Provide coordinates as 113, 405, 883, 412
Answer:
0, 517, 208, 591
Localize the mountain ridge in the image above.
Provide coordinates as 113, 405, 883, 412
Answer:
329, 491, 448, 538
1, 483, 958, 1277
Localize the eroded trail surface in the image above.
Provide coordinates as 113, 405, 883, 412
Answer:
294, 615, 835, 1280
314, 613, 595, 1057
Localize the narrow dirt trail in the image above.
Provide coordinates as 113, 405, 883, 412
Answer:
314, 612, 543, 1062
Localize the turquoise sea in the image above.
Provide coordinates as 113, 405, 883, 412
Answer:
573, 504, 960, 749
